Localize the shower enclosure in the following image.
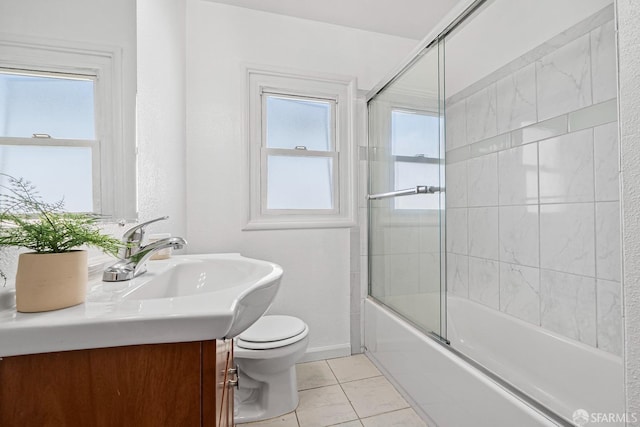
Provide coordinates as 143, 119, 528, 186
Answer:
365, 0, 624, 425
368, 38, 446, 340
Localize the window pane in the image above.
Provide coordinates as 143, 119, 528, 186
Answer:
394, 161, 440, 210
391, 110, 440, 158
267, 155, 333, 210
0, 71, 95, 139
0, 145, 93, 212
266, 95, 332, 151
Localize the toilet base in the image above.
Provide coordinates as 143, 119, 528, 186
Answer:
233, 316, 309, 424
234, 366, 299, 424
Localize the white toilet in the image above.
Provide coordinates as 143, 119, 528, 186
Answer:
234, 315, 310, 424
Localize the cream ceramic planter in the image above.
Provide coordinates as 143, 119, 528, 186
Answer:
15, 250, 88, 313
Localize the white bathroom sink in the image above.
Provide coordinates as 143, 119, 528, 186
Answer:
115, 253, 284, 337
0, 253, 283, 357
122, 255, 280, 299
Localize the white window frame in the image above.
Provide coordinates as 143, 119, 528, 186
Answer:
244, 65, 356, 230
0, 68, 102, 212
0, 34, 136, 219
261, 91, 339, 214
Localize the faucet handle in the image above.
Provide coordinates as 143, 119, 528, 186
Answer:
120, 216, 169, 258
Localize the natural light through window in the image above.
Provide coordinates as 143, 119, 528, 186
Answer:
263, 93, 337, 211
0, 71, 95, 139
265, 96, 332, 151
391, 110, 439, 158
0, 69, 98, 212
391, 109, 442, 210
266, 155, 334, 210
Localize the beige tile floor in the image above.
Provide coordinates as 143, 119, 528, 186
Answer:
243, 354, 428, 427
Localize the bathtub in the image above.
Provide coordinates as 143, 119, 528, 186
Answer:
364, 295, 625, 427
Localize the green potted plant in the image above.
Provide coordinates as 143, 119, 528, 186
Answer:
0, 174, 122, 312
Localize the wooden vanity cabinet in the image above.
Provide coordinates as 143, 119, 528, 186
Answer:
0, 339, 235, 427
213, 339, 235, 426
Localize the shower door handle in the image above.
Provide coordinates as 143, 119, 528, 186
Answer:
367, 185, 443, 200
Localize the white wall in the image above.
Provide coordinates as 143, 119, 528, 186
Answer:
184, 0, 417, 358
136, 0, 187, 238
0, 0, 136, 99
617, 0, 640, 422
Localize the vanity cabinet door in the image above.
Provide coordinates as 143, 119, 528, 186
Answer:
0, 342, 203, 427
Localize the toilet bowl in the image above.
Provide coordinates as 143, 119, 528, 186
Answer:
234, 315, 309, 424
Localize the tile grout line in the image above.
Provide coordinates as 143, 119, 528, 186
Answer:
296, 359, 340, 427
338, 374, 412, 422
337, 374, 384, 386
297, 383, 339, 392
536, 138, 543, 328
328, 361, 362, 426
297, 359, 337, 392
326, 357, 413, 425
358, 407, 426, 426
335, 380, 365, 426
294, 409, 301, 427
591, 126, 600, 350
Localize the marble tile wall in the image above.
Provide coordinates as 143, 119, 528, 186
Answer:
445, 13, 622, 356
367, 214, 442, 299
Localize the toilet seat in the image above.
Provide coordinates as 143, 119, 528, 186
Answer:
237, 315, 309, 350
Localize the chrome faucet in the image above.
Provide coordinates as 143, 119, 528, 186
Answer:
102, 216, 187, 282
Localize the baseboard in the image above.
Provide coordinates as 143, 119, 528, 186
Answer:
300, 343, 351, 363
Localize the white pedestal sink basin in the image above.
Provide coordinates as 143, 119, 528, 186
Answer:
122, 254, 279, 299
114, 253, 283, 337
0, 253, 283, 357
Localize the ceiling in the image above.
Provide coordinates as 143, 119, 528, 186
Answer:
203, 0, 462, 40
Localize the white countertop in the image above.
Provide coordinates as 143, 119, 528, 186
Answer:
0, 253, 282, 357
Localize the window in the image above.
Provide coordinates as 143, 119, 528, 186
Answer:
0, 69, 99, 213
263, 94, 336, 211
246, 67, 356, 229
0, 35, 135, 219
390, 108, 443, 211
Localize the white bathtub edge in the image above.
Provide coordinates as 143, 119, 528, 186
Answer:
364, 298, 559, 427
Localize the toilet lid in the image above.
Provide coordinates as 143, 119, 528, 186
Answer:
238, 315, 307, 343
236, 326, 308, 350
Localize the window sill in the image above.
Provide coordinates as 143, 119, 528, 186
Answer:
243, 216, 356, 231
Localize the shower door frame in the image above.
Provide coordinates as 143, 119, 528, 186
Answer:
366, 36, 448, 342
364, 0, 486, 343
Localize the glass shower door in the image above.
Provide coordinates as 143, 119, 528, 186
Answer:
368, 39, 446, 339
